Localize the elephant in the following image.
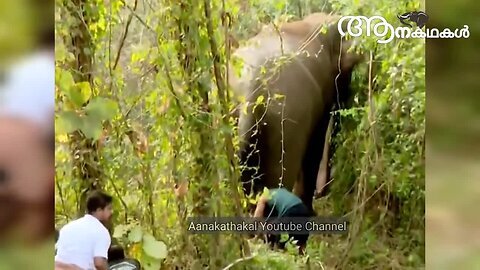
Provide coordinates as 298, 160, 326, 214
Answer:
397, 11, 429, 29
228, 12, 363, 212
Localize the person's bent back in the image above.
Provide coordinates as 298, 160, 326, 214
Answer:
55, 191, 113, 270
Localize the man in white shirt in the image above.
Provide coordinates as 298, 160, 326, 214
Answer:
0, 23, 55, 245
55, 191, 114, 270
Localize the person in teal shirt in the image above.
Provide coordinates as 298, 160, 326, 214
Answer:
253, 187, 314, 254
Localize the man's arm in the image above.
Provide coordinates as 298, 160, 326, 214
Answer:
93, 257, 108, 270
253, 195, 268, 218
93, 231, 111, 270
55, 261, 83, 270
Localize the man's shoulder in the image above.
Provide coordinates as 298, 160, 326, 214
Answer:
95, 225, 111, 244
60, 217, 83, 230
87, 219, 110, 239
97, 223, 110, 235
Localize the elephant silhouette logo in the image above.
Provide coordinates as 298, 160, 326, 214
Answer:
397, 11, 429, 29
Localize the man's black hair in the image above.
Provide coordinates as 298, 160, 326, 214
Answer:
86, 190, 113, 214
108, 245, 125, 262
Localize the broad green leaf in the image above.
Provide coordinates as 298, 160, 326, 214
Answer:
142, 256, 162, 270
76, 82, 92, 102
113, 224, 128, 239
142, 234, 168, 260
128, 226, 143, 243
66, 82, 91, 108
85, 97, 119, 121
56, 111, 82, 134
57, 70, 75, 93
56, 44, 67, 63
79, 115, 103, 140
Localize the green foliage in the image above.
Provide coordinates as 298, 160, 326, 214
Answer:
113, 224, 168, 269
55, 0, 424, 269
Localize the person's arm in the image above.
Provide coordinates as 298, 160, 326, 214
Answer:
253, 195, 268, 218
55, 262, 83, 270
93, 231, 111, 270
93, 257, 108, 270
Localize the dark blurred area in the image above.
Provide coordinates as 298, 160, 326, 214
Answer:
0, 0, 54, 269
427, 0, 480, 269
0, 0, 478, 268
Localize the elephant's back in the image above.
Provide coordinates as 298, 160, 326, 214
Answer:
228, 27, 330, 101
228, 30, 304, 99
229, 11, 342, 89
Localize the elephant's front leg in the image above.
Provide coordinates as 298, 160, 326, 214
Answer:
300, 114, 330, 212
293, 170, 304, 198
315, 113, 334, 198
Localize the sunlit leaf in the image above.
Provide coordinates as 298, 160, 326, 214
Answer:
79, 115, 103, 140
142, 256, 162, 270
113, 224, 128, 239
142, 234, 168, 260
85, 97, 119, 121
256, 95, 264, 105
57, 134, 69, 143
128, 226, 143, 243
70, 82, 92, 107
56, 111, 82, 134
57, 70, 75, 93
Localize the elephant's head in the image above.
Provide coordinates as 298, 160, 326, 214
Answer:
317, 14, 364, 107
288, 12, 363, 74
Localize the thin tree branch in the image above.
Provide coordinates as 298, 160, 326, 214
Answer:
125, 4, 156, 34
109, 175, 129, 224
222, 255, 256, 270
163, 64, 187, 119
203, 0, 251, 257
113, 0, 139, 70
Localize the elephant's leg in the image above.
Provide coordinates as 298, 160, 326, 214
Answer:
293, 170, 304, 198
238, 111, 265, 197
315, 113, 334, 198
300, 113, 330, 212
262, 110, 305, 193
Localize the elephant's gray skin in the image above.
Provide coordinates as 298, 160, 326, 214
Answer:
228, 13, 362, 212
397, 11, 429, 29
